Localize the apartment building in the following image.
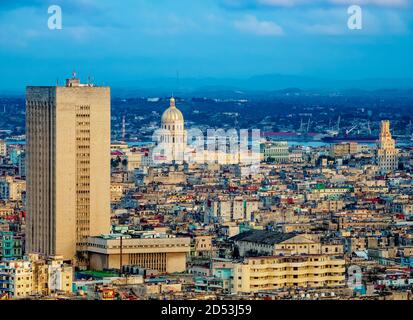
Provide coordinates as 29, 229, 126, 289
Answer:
205, 197, 260, 223
0, 231, 23, 260
29, 254, 73, 296
0, 176, 26, 201
231, 254, 346, 293
330, 142, 359, 158
0, 255, 73, 299
0, 260, 33, 299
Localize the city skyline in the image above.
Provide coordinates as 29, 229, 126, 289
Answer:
2, 0, 413, 307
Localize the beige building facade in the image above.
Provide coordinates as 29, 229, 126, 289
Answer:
26, 77, 111, 261
232, 254, 346, 293
87, 235, 190, 273
377, 120, 398, 173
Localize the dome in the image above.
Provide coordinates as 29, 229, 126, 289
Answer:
161, 97, 184, 123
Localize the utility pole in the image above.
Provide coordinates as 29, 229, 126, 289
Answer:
119, 236, 123, 277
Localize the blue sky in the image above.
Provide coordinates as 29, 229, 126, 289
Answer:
0, 0, 412, 91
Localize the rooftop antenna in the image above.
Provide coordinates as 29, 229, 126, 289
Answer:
175, 70, 180, 97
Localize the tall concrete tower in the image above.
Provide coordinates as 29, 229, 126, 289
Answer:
377, 120, 398, 174
26, 75, 111, 261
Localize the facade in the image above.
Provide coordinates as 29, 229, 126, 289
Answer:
0, 176, 26, 201
87, 234, 190, 273
0, 231, 23, 260
205, 197, 259, 223
330, 142, 359, 158
0, 140, 6, 157
261, 142, 289, 163
231, 254, 346, 293
0, 260, 33, 299
0, 255, 73, 299
18, 151, 26, 177
26, 76, 111, 261
192, 235, 213, 258
377, 120, 398, 173
30, 254, 73, 296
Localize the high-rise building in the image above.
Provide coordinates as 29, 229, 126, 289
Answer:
26, 75, 111, 261
377, 120, 398, 173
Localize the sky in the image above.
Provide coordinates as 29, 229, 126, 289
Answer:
0, 0, 412, 92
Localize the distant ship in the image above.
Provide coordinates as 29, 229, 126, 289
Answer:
321, 135, 377, 143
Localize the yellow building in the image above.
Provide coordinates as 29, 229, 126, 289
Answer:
26, 75, 111, 261
0, 140, 6, 157
0, 260, 33, 299
110, 183, 124, 202
192, 235, 213, 258
330, 142, 359, 158
0, 176, 26, 201
232, 254, 346, 293
29, 254, 73, 296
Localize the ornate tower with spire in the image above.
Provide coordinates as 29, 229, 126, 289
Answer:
377, 120, 398, 173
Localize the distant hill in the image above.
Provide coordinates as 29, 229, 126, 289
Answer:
110, 74, 413, 97
4, 74, 413, 98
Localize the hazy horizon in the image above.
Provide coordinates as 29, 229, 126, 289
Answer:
1, 0, 412, 92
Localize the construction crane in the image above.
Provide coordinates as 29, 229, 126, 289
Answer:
346, 124, 358, 136
306, 118, 311, 133
326, 116, 340, 136
299, 118, 304, 133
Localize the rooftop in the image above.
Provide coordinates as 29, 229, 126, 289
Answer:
230, 230, 296, 245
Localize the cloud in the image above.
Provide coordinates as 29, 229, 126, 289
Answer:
258, 0, 310, 6
0, 0, 103, 14
328, 0, 408, 7
220, 0, 409, 8
304, 24, 346, 35
234, 15, 284, 35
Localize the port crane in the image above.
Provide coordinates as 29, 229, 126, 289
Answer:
326, 116, 340, 136
346, 124, 358, 135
